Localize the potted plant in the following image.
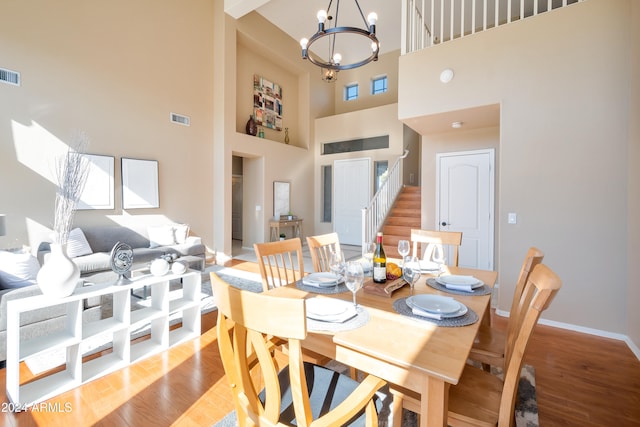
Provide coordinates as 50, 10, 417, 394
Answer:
279, 233, 286, 241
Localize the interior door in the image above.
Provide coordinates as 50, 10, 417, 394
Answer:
334, 158, 371, 245
436, 149, 494, 270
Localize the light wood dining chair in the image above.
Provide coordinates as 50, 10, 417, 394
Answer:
306, 232, 341, 272
212, 273, 386, 427
254, 238, 305, 292
392, 263, 562, 427
410, 229, 463, 266
469, 247, 544, 370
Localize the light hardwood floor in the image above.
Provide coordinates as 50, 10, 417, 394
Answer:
1, 259, 639, 426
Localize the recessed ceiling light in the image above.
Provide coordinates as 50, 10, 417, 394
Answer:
451, 121, 463, 129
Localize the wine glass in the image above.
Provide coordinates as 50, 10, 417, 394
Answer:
397, 240, 410, 268
344, 261, 365, 308
403, 256, 421, 296
329, 250, 345, 282
362, 242, 376, 275
431, 245, 447, 277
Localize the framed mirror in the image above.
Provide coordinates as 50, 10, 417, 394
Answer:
273, 181, 290, 218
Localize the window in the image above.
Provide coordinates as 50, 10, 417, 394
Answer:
322, 135, 389, 155
374, 161, 389, 193
344, 83, 358, 101
322, 165, 332, 222
371, 75, 387, 95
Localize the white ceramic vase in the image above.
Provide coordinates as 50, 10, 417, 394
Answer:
36, 243, 80, 298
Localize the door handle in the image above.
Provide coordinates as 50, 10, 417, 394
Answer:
441, 221, 449, 227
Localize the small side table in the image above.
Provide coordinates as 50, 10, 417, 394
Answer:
269, 218, 303, 242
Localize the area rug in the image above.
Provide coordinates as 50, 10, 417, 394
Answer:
212, 363, 538, 427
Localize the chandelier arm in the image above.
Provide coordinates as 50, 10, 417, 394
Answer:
354, 0, 370, 29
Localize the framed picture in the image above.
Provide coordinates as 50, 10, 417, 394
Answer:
77, 154, 115, 210
121, 158, 159, 209
273, 181, 290, 218
253, 74, 283, 131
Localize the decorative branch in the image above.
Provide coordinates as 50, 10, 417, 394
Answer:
53, 133, 90, 245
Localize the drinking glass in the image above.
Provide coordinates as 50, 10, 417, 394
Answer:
397, 240, 410, 267
344, 261, 365, 308
403, 256, 421, 296
329, 250, 345, 282
431, 245, 446, 277
362, 242, 376, 275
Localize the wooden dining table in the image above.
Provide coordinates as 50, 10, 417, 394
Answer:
266, 265, 498, 427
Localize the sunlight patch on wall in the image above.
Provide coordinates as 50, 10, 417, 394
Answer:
11, 120, 74, 185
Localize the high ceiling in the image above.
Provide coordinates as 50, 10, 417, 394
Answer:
226, 0, 401, 64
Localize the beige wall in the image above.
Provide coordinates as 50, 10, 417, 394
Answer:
331, 50, 400, 115
0, 0, 215, 252
399, 0, 635, 342
628, 1, 640, 351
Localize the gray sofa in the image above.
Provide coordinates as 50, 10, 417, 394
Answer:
36, 224, 206, 283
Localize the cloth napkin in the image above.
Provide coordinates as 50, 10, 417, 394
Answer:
302, 276, 338, 288
443, 283, 476, 292
411, 306, 443, 320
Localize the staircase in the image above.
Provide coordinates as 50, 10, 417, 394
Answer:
380, 186, 421, 259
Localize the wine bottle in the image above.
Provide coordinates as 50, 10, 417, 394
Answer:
373, 232, 387, 283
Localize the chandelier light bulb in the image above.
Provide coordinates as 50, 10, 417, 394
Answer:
300, 38, 308, 49
333, 53, 342, 64
317, 10, 327, 23
367, 12, 378, 26
371, 41, 379, 52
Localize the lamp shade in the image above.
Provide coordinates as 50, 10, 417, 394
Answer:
0, 214, 5, 237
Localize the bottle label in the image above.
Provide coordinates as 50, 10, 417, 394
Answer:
373, 266, 386, 282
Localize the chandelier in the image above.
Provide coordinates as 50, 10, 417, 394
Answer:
300, 0, 379, 82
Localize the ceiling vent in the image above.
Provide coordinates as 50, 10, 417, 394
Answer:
0, 68, 20, 86
170, 112, 190, 126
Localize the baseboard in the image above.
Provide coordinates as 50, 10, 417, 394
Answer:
495, 308, 640, 361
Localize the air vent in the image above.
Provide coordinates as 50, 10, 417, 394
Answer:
0, 68, 20, 86
170, 112, 190, 126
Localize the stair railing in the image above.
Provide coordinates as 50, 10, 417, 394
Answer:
361, 149, 410, 245
403, 0, 584, 54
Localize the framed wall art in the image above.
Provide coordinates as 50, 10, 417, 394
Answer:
121, 158, 159, 209
77, 154, 115, 210
253, 74, 283, 131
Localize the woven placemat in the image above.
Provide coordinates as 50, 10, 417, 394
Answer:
296, 280, 349, 294
392, 298, 478, 327
307, 305, 370, 332
425, 277, 492, 296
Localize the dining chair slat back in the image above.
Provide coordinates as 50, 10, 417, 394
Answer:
254, 238, 305, 292
410, 229, 463, 266
211, 273, 386, 427
306, 232, 341, 273
470, 247, 544, 369
448, 263, 563, 427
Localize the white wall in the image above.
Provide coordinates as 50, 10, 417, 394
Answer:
399, 0, 636, 340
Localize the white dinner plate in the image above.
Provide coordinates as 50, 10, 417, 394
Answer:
406, 297, 468, 318
305, 298, 356, 323
302, 272, 340, 288
406, 294, 461, 315
419, 260, 440, 271
436, 275, 483, 288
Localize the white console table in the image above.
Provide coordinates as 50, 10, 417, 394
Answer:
6, 270, 201, 407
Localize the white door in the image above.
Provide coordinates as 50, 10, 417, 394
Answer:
436, 149, 494, 270
334, 158, 371, 245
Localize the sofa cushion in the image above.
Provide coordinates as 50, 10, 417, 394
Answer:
0, 251, 40, 290
66, 228, 93, 258
73, 252, 113, 274
148, 225, 177, 248
82, 226, 150, 254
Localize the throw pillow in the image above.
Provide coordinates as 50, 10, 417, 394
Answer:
148, 225, 176, 248
66, 227, 93, 258
174, 223, 190, 244
0, 251, 40, 289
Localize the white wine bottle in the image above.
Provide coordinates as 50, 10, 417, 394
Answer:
373, 232, 387, 283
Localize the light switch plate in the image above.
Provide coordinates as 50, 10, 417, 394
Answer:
508, 213, 517, 224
